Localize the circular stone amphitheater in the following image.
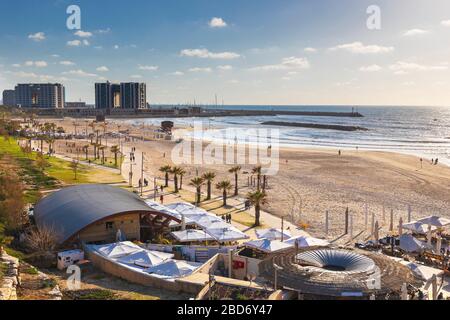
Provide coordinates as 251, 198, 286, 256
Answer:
259, 248, 422, 299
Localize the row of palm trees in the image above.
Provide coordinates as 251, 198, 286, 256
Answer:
159, 164, 267, 226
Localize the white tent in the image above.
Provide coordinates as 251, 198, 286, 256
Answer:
171, 229, 214, 242
116, 250, 174, 268
145, 260, 202, 278
400, 261, 445, 282
284, 236, 330, 248
402, 221, 437, 234
206, 227, 249, 242
93, 241, 143, 259
194, 215, 226, 229
244, 238, 292, 253
255, 228, 291, 240
416, 215, 450, 228
398, 234, 432, 253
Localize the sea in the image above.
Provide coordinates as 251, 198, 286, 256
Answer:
121, 105, 450, 166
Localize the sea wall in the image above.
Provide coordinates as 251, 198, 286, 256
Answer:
0, 251, 20, 300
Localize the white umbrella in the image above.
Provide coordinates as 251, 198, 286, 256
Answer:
94, 241, 142, 259
194, 215, 224, 229
417, 215, 450, 228
402, 221, 437, 234
398, 234, 432, 253
255, 228, 291, 240
117, 250, 173, 268
244, 239, 292, 253
145, 260, 202, 278
284, 236, 330, 248
171, 229, 214, 242
206, 227, 249, 242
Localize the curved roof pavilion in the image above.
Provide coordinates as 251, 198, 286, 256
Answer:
34, 184, 180, 244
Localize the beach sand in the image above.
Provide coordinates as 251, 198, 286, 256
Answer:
39, 117, 450, 241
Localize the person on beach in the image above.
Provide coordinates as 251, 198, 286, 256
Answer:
338, 150, 341, 156
160, 194, 164, 204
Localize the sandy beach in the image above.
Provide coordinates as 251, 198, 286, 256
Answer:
38, 117, 450, 241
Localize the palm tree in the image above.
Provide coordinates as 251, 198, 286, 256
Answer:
252, 165, 262, 191
189, 177, 205, 205
99, 146, 106, 164
82, 145, 90, 160
110, 145, 120, 167
228, 165, 242, 196
202, 171, 216, 200
216, 180, 232, 207
171, 166, 183, 193
178, 168, 186, 190
91, 142, 98, 160
247, 190, 267, 227
69, 160, 79, 180
159, 165, 172, 187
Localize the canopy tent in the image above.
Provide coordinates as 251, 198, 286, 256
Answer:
416, 215, 450, 228
206, 227, 249, 242
244, 238, 293, 253
116, 250, 174, 268
145, 200, 184, 221
284, 236, 330, 248
171, 229, 214, 243
402, 221, 438, 235
166, 202, 209, 217
92, 241, 143, 259
145, 260, 202, 279
255, 228, 291, 240
398, 234, 432, 253
400, 261, 445, 282
194, 215, 226, 229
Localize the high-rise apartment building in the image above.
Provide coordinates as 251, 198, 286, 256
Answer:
14, 83, 65, 108
2, 90, 16, 106
95, 82, 146, 110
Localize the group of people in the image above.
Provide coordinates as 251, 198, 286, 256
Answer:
431, 158, 439, 165
138, 178, 149, 188
222, 213, 233, 223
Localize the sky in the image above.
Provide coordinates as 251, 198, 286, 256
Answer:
1, 0, 450, 106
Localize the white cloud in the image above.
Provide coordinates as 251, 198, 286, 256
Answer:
51, 54, 60, 58
180, 48, 240, 59
67, 40, 81, 47
188, 67, 212, 73
329, 42, 394, 54
60, 60, 75, 66
67, 39, 89, 47
96, 28, 111, 34
138, 65, 159, 71
217, 65, 233, 71
12, 64, 21, 68
34, 61, 48, 68
304, 47, 317, 53
21, 60, 47, 68
389, 61, 448, 73
74, 30, 93, 38
209, 17, 228, 28
63, 69, 97, 77
403, 29, 429, 36
359, 64, 382, 72
10, 71, 38, 78
96, 66, 109, 72
441, 20, 450, 27
28, 32, 46, 42
130, 74, 143, 79
114, 45, 119, 50
251, 56, 310, 71
169, 71, 184, 76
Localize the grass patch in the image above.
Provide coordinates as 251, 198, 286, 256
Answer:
65, 289, 117, 300
22, 265, 39, 275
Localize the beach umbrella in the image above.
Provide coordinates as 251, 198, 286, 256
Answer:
94, 241, 143, 259
171, 229, 214, 243
194, 215, 224, 229
145, 260, 202, 278
117, 249, 173, 268
398, 234, 430, 253
402, 221, 437, 234
255, 228, 291, 240
206, 226, 249, 242
417, 215, 450, 228
244, 239, 293, 253
284, 236, 330, 248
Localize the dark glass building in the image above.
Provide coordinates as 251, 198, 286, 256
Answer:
14, 83, 65, 108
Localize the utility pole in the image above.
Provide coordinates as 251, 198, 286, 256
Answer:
140, 152, 145, 196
